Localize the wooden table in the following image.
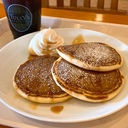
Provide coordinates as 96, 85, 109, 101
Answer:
0, 3, 128, 128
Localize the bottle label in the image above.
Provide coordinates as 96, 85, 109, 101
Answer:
7, 4, 32, 32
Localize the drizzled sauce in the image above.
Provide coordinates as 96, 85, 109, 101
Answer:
28, 55, 37, 60
28, 102, 38, 110
14, 93, 20, 99
14, 93, 38, 110
51, 106, 64, 114
72, 34, 85, 44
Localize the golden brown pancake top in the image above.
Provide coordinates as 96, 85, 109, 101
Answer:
57, 42, 122, 67
53, 58, 123, 95
14, 56, 66, 97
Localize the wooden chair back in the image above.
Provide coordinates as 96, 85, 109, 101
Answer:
42, 0, 127, 15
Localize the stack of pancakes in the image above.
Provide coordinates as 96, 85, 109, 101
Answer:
51, 42, 124, 102
13, 42, 124, 103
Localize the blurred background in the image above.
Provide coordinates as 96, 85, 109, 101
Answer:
0, 0, 128, 12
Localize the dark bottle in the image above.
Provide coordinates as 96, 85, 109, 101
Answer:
2, 0, 41, 39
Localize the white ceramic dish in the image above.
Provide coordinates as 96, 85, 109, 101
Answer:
0, 28, 128, 123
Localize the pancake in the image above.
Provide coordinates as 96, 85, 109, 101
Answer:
56, 42, 123, 71
13, 56, 71, 103
51, 57, 124, 102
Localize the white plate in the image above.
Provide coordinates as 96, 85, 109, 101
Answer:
0, 28, 128, 123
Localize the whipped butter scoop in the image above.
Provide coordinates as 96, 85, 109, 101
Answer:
29, 28, 64, 56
